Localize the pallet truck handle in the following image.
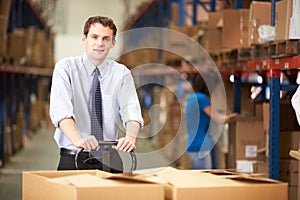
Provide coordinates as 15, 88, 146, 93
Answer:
75, 141, 137, 173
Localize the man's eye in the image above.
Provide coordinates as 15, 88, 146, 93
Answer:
104, 37, 111, 41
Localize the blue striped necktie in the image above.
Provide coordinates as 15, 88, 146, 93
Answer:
91, 68, 103, 142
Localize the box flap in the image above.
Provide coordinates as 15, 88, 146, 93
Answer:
48, 174, 117, 187
100, 172, 168, 184
289, 150, 300, 160
154, 167, 231, 187
228, 175, 281, 184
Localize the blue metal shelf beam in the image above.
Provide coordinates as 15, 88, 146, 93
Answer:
172, 0, 217, 27
0, 74, 7, 166
234, 0, 243, 9
269, 70, 281, 180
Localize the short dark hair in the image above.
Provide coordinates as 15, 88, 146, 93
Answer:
193, 70, 221, 97
193, 73, 209, 96
83, 16, 117, 37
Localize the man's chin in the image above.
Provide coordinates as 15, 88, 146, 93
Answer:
89, 52, 106, 60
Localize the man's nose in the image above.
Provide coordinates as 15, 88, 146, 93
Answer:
96, 38, 103, 46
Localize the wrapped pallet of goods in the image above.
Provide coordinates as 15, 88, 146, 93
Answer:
289, 0, 300, 39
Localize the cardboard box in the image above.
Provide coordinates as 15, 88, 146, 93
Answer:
22, 170, 164, 200
280, 131, 300, 159
222, 9, 249, 49
0, 15, 8, 56
236, 160, 269, 177
7, 29, 26, 61
163, 25, 200, 61
289, 150, 300, 200
205, 12, 223, 52
0, 0, 12, 17
279, 159, 298, 186
155, 167, 288, 200
263, 102, 300, 131
207, 12, 222, 29
205, 28, 222, 52
253, 160, 269, 177
248, 1, 271, 45
235, 117, 266, 161
288, 186, 298, 200
275, 0, 293, 41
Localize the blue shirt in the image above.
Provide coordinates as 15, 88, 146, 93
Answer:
185, 92, 212, 152
49, 54, 144, 150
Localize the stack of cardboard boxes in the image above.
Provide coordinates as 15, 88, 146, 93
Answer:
263, 101, 300, 200
205, 0, 300, 60
6, 26, 54, 68
1, 1, 54, 68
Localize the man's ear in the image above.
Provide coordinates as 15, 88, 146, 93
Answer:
82, 34, 86, 43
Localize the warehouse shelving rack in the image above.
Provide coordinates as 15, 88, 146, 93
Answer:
166, 0, 290, 181
229, 54, 300, 180
0, 0, 54, 166
124, 0, 296, 180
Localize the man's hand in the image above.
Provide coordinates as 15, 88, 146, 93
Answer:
115, 120, 140, 152
116, 136, 136, 152
76, 135, 100, 151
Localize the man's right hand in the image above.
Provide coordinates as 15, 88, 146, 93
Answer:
59, 118, 100, 151
77, 135, 100, 151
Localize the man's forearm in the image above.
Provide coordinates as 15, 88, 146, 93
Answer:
59, 118, 83, 148
125, 120, 141, 144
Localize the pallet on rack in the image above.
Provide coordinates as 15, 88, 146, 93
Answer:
209, 49, 238, 65
270, 39, 299, 58
261, 41, 272, 59
236, 48, 252, 61
251, 44, 263, 60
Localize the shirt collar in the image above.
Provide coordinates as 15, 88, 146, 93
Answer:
82, 54, 111, 77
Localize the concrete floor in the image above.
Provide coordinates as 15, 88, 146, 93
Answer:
0, 126, 170, 200
0, 127, 59, 200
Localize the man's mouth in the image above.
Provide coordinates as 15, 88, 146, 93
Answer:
94, 49, 105, 52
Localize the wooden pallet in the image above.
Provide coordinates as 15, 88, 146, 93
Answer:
261, 41, 272, 59
236, 48, 252, 61
251, 44, 263, 60
209, 49, 238, 65
270, 39, 299, 58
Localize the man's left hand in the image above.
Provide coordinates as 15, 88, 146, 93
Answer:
115, 137, 136, 152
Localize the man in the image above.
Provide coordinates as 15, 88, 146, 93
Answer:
49, 16, 143, 172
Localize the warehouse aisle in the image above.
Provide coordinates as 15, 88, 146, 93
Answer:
0, 126, 169, 200
0, 127, 59, 200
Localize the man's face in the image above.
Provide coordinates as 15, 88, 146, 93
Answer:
82, 23, 115, 65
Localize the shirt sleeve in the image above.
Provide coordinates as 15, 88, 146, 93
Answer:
117, 69, 144, 128
49, 60, 75, 128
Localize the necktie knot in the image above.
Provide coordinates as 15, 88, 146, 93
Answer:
94, 67, 100, 76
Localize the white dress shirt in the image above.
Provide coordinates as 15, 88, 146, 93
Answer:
50, 54, 143, 150
292, 85, 300, 125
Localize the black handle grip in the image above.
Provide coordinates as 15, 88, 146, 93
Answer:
75, 140, 137, 173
